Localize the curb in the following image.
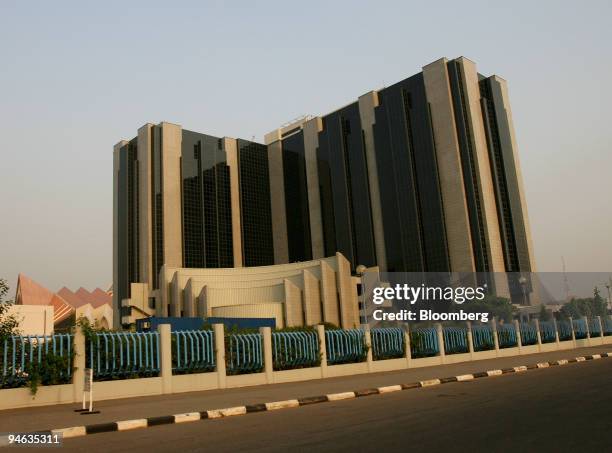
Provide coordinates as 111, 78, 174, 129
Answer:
10, 352, 612, 442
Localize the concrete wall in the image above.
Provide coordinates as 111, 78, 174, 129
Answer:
8, 305, 54, 336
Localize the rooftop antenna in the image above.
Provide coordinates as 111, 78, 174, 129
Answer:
562, 256, 570, 302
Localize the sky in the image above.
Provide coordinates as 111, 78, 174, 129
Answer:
1, 0, 611, 295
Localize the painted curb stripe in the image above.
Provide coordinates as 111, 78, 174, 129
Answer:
174, 412, 201, 423
85, 422, 118, 435
116, 419, 147, 431
147, 415, 175, 426
245, 403, 267, 413
298, 395, 329, 405
265, 399, 300, 410
37, 350, 611, 441
455, 374, 474, 381
355, 388, 379, 397
326, 392, 355, 401
378, 385, 402, 393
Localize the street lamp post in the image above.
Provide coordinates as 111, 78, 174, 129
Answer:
356, 265, 368, 326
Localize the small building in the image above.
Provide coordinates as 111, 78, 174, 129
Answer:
120, 253, 360, 329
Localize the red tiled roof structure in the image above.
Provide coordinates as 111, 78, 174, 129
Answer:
15, 274, 112, 325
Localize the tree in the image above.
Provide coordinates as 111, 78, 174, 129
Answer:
539, 304, 552, 321
0, 278, 20, 341
459, 295, 515, 323
559, 287, 607, 320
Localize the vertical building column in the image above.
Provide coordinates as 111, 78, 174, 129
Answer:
336, 253, 359, 328
320, 260, 340, 326
112, 141, 126, 328
303, 117, 325, 259
283, 279, 303, 327
160, 122, 184, 270
422, 58, 475, 273
358, 91, 387, 272
223, 137, 243, 267
265, 136, 289, 264
137, 124, 154, 290
455, 58, 508, 296
303, 269, 322, 325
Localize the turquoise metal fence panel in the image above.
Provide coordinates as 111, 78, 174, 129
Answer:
89, 332, 160, 380
325, 329, 366, 364
225, 333, 263, 374
172, 330, 215, 374
557, 321, 573, 341
497, 324, 518, 348
410, 327, 439, 357
604, 319, 612, 336
519, 323, 538, 345
588, 319, 601, 337
539, 321, 556, 343
1, 334, 73, 387
272, 331, 319, 370
371, 328, 404, 360
442, 327, 468, 354
471, 325, 495, 351
572, 319, 588, 339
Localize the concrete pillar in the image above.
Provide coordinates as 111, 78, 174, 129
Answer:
158, 324, 172, 394
491, 317, 499, 355
584, 316, 591, 339
213, 324, 227, 389
260, 327, 273, 383
553, 318, 560, 345
363, 325, 373, 372
316, 324, 328, 378
72, 327, 86, 402
597, 316, 604, 338
514, 319, 522, 351
569, 316, 576, 348
403, 324, 412, 368
534, 319, 542, 352
466, 321, 474, 359
435, 323, 445, 363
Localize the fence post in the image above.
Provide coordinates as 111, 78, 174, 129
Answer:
552, 318, 560, 348
316, 325, 328, 378
72, 328, 85, 403
260, 327, 273, 383
466, 321, 474, 359
597, 316, 604, 339
491, 317, 500, 356
213, 324, 226, 389
514, 319, 522, 354
435, 323, 445, 363
158, 324, 172, 395
534, 319, 542, 352
569, 316, 576, 348
363, 325, 373, 372
403, 324, 412, 369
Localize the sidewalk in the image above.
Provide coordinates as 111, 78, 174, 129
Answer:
1, 345, 609, 434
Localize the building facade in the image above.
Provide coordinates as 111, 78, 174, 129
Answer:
114, 57, 537, 327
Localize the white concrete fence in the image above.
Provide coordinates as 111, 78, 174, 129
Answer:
1, 317, 611, 411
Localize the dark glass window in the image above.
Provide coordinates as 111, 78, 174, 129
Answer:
237, 140, 274, 267
282, 130, 312, 262
181, 130, 234, 269
317, 102, 376, 270
373, 73, 450, 273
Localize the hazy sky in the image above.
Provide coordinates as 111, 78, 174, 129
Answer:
1, 0, 611, 294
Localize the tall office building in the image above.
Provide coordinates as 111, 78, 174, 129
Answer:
114, 57, 537, 326
265, 57, 536, 300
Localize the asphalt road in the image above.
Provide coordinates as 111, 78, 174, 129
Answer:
40, 357, 612, 453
